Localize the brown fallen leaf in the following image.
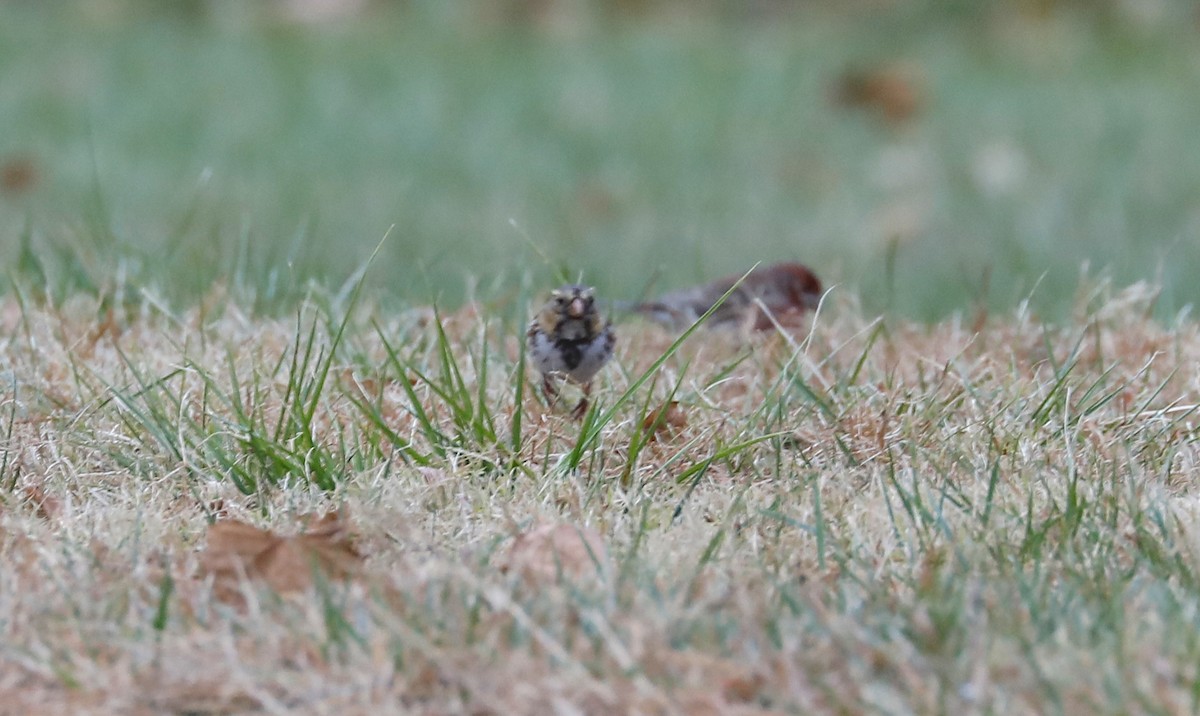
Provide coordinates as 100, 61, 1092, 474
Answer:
642, 401, 688, 441
339, 368, 382, 402
645, 649, 772, 715
299, 510, 355, 540
202, 520, 276, 563
0, 155, 38, 196
199, 512, 363, 603
574, 180, 617, 219
144, 680, 263, 716
831, 63, 925, 125
253, 532, 359, 593
21, 485, 60, 520
499, 523, 609, 584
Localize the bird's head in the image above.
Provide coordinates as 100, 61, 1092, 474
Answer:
776, 263, 823, 311
538, 285, 604, 339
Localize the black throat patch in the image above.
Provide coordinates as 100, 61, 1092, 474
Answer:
554, 339, 585, 370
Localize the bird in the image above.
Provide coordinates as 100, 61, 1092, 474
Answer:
628, 262, 822, 332
526, 284, 616, 419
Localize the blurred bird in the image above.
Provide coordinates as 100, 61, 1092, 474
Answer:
527, 284, 616, 419
628, 262, 822, 332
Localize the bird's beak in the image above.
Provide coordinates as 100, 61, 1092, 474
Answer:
566, 297, 586, 319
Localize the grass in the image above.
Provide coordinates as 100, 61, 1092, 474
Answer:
2, 278, 1200, 712
1, 3, 1199, 317
3, 2, 1200, 712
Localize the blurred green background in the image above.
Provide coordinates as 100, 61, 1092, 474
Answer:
1, 0, 1198, 318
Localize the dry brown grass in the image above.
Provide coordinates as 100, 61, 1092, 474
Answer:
1, 282, 1199, 714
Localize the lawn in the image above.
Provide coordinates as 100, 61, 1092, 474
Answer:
3, 281, 1200, 713
1, 2, 1198, 317
2, 2, 1200, 714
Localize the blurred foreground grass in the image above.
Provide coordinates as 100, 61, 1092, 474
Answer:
0, 1, 1198, 317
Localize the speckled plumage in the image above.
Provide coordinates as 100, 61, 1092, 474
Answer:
632, 262, 822, 332
526, 285, 615, 418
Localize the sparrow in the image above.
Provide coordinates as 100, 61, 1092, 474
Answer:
629, 262, 822, 332
526, 284, 616, 419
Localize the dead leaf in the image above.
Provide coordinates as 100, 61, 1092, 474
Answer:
299, 510, 353, 539
199, 512, 363, 603
253, 536, 345, 593
499, 523, 609, 584
79, 308, 123, 359
200, 520, 278, 588
831, 63, 925, 125
651, 650, 770, 713
21, 485, 60, 520
574, 180, 617, 219
143, 678, 263, 715
0, 155, 38, 195
642, 401, 687, 441
339, 368, 381, 402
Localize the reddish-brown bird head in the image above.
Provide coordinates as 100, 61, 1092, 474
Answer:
760, 262, 822, 311
739, 262, 823, 330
